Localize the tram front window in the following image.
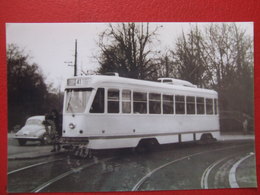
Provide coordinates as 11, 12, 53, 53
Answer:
65, 88, 92, 113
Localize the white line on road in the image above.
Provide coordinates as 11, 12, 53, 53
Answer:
132, 144, 251, 191
228, 153, 254, 188
8, 159, 64, 175
200, 156, 231, 189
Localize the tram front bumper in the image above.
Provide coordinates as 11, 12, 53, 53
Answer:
60, 137, 89, 145
60, 137, 90, 151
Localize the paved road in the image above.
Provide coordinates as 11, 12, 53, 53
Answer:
7, 138, 257, 193
8, 134, 59, 160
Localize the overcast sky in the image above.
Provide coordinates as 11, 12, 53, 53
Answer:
6, 22, 253, 90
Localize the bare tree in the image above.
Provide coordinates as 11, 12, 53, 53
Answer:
172, 26, 210, 87
169, 23, 253, 132
204, 23, 253, 110
202, 23, 254, 131
97, 23, 161, 80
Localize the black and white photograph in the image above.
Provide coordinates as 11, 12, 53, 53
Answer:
6, 22, 256, 192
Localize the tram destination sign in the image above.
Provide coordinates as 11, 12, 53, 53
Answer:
67, 78, 91, 86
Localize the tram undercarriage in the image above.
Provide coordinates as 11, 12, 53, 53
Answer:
61, 131, 219, 158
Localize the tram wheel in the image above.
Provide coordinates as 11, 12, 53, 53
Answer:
135, 138, 159, 153
199, 133, 216, 144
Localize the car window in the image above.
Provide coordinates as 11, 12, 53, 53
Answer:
26, 119, 43, 125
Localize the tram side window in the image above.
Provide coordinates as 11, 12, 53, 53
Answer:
133, 92, 147, 114
90, 88, 104, 113
214, 98, 218, 115
206, 98, 213, 115
108, 89, 120, 113
186, 96, 195, 114
149, 93, 161, 114
163, 95, 174, 114
122, 90, 131, 113
196, 97, 205, 114
175, 95, 185, 114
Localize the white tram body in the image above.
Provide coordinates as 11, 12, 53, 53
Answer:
62, 75, 220, 150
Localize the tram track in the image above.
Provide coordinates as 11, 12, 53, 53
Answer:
131, 143, 253, 191
31, 157, 113, 192
8, 158, 65, 175
200, 156, 231, 189
8, 141, 255, 192
200, 151, 255, 189
8, 154, 114, 193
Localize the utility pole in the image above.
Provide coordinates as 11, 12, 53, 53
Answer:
74, 39, 78, 76
165, 55, 169, 77
165, 50, 170, 78
65, 39, 78, 76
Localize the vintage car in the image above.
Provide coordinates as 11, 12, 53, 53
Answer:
15, 115, 52, 146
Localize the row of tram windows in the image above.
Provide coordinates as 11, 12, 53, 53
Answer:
89, 88, 218, 115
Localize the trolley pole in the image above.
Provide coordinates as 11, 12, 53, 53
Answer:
74, 39, 78, 76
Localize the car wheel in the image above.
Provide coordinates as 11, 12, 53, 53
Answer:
18, 139, 27, 146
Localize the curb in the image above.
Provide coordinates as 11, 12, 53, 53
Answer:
219, 136, 255, 141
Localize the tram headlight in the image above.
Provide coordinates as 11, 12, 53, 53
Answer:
69, 123, 76, 129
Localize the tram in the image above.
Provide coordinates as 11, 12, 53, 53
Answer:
61, 74, 219, 156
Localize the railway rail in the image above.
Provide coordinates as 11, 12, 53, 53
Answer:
8, 141, 256, 192
132, 143, 254, 191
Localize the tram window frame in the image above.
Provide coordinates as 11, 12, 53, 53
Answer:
107, 89, 120, 113
186, 96, 195, 114
65, 88, 92, 113
90, 88, 105, 113
122, 89, 131, 113
163, 94, 174, 114
206, 98, 213, 115
133, 92, 147, 114
149, 93, 161, 114
214, 98, 218, 115
175, 95, 185, 114
196, 97, 205, 115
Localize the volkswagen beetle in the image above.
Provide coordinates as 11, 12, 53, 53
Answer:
15, 116, 52, 146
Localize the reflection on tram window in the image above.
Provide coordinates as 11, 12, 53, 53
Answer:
133, 92, 147, 114
186, 96, 195, 114
196, 97, 205, 114
149, 93, 161, 114
206, 98, 213, 115
122, 90, 131, 113
175, 95, 185, 114
66, 88, 92, 113
214, 98, 218, 115
90, 88, 104, 113
108, 89, 120, 113
163, 95, 174, 114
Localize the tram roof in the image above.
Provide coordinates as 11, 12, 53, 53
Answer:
66, 75, 217, 95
